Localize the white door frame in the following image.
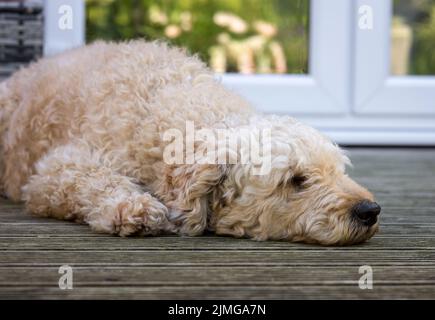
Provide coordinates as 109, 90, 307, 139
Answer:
354, 0, 435, 115
43, 0, 85, 56
222, 0, 352, 115
224, 0, 435, 145
42, 0, 435, 145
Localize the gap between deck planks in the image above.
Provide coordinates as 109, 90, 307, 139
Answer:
0, 148, 434, 299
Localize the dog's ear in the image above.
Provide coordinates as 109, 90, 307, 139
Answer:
157, 164, 228, 235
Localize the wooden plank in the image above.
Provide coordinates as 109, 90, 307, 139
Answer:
2, 209, 435, 224
1, 236, 435, 250
0, 250, 434, 266
0, 266, 434, 286
0, 222, 433, 237
1, 285, 434, 299
346, 148, 435, 161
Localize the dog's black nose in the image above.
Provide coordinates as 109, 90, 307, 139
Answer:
352, 200, 381, 226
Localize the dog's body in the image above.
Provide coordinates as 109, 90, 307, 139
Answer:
0, 41, 380, 245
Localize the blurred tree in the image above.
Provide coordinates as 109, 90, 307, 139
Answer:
412, 5, 435, 74
86, 0, 435, 75
393, 0, 435, 74
85, 0, 309, 74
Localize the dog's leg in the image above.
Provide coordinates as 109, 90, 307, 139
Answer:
21, 143, 173, 236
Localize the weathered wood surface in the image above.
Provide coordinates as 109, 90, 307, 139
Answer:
0, 148, 434, 299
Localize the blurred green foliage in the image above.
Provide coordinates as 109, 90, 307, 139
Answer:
393, 0, 435, 74
85, 0, 435, 75
85, 0, 309, 74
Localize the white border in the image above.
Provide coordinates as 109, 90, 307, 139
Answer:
354, 0, 435, 114
43, 0, 85, 56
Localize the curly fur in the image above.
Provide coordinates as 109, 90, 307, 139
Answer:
0, 40, 379, 245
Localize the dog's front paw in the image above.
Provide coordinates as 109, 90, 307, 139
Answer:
114, 194, 171, 236
88, 193, 172, 236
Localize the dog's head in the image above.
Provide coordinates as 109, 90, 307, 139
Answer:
160, 116, 380, 245
210, 116, 380, 245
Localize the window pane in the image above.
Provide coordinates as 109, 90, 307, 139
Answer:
86, 0, 309, 74
391, 0, 435, 75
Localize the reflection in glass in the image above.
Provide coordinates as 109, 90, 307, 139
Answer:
392, 0, 435, 75
86, 0, 309, 74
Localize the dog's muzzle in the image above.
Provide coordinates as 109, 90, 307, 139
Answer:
352, 200, 381, 227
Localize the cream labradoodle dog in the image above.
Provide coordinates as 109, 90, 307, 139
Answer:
0, 41, 380, 245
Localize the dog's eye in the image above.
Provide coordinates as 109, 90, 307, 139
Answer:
290, 175, 308, 189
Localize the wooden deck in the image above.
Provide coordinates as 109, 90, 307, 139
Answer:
0, 148, 434, 299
